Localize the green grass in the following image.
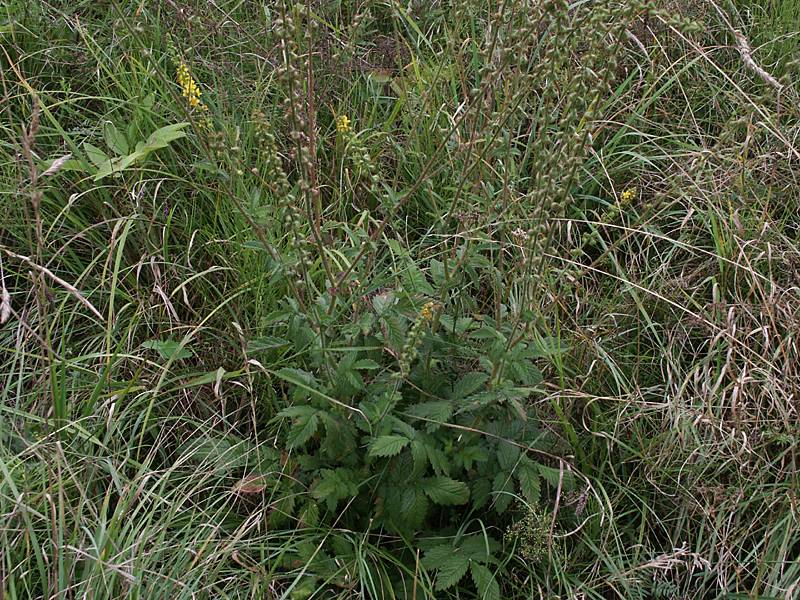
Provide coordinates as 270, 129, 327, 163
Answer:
1, 0, 799, 598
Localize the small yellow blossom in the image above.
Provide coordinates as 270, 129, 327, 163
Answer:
420, 301, 436, 322
336, 114, 351, 133
620, 187, 636, 203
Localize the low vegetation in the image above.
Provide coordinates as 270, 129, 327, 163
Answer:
1, 0, 798, 598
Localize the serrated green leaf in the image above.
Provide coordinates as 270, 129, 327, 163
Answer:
425, 445, 450, 476
319, 414, 357, 460
276, 367, 316, 387
299, 501, 320, 527
470, 562, 500, 600
471, 477, 491, 509
422, 477, 469, 505
311, 468, 358, 511
538, 464, 576, 492
277, 405, 318, 418
516, 461, 541, 505
381, 314, 406, 353
510, 359, 543, 386
492, 472, 515, 514
433, 553, 469, 591
430, 259, 445, 286
438, 314, 474, 334
451, 371, 489, 400
422, 544, 453, 570
286, 413, 319, 449
141, 92, 155, 110
406, 401, 452, 430
400, 487, 429, 529
460, 534, 498, 562
497, 440, 520, 470
368, 435, 410, 457
353, 358, 381, 370
372, 291, 396, 316
336, 365, 365, 392
401, 263, 433, 295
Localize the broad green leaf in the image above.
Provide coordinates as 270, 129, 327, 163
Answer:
425, 445, 450, 476
371, 291, 396, 316
457, 444, 490, 470
103, 121, 129, 154
278, 405, 318, 419
92, 151, 145, 181
83, 142, 109, 169
451, 372, 489, 400
471, 477, 491, 509
353, 358, 381, 370
516, 460, 541, 505
470, 562, 500, 600
422, 477, 469, 505
381, 314, 406, 352
299, 501, 320, 527
368, 435, 410, 457
497, 440, 520, 470
406, 401, 452, 430
143, 122, 189, 150
429, 259, 445, 286
509, 359, 543, 386
422, 544, 452, 569
433, 553, 469, 591
320, 415, 357, 459
286, 413, 319, 449
311, 468, 358, 511
538, 464, 576, 492
399, 487, 429, 529
401, 263, 434, 295
438, 314, 474, 334
141, 339, 193, 360
468, 326, 505, 342
247, 336, 290, 353
460, 534, 498, 562
275, 367, 318, 390
492, 472, 515, 514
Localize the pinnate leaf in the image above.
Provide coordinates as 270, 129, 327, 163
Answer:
470, 562, 500, 600
368, 435, 410, 457
422, 477, 469, 505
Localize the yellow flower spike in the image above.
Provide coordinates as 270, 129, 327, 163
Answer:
175, 61, 205, 112
419, 301, 436, 322
336, 114, 351, 134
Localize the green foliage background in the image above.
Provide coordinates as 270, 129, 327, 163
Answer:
1, 0, 798, 598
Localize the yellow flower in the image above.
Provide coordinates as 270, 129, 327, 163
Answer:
176, 62, 203, 109
336, 114, 351, 133
419, 301, 436, 322
620, 187, 636, 203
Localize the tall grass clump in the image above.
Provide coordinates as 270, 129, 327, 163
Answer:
1, 0, 798, 598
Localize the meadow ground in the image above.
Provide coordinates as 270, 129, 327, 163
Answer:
1, 1, 799, 598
